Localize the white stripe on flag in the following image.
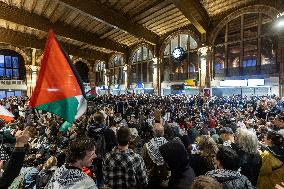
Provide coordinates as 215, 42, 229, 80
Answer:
75, 95, 87, 119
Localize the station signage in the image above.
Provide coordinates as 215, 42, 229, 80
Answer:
184, 79, 196, 86
220, 79, 264, 87
247, 79, 264, 87
220, 80, 247, 87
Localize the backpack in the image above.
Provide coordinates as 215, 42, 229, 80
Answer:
87, 125, 106, 159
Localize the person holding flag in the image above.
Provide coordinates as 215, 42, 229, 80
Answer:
29, 30, 97, 188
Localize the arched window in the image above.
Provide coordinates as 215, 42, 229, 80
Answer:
131, 46, 153, 83
213, 12, 276, 74
161, 32, 199, 81
109, 54, 124, 85
95, 61, 106, 84
75, 61, 89, 83
0, 49, 25, 80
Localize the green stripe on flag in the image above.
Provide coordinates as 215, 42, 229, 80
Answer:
35, 97, 79, 123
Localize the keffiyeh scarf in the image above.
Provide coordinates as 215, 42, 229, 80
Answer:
146, 137, 167, 165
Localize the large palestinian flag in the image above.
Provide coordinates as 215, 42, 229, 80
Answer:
29, 30, 87, 129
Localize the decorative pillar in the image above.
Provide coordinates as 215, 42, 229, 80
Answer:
276, 12, 284, 97
26, 65, 39, 97
198, 46, 212, 89
31, 48, 36, 66
279, 35, 284, 97
26, 48, 39, 97
123, 65, 128, 89
88, 63, 96, 89
105, 69, 111, 95
158, 57, 162, 95
152, 57, 158, 94
206, 48, 213, 88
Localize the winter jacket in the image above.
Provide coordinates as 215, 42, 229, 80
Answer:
257, 146, 284, 189
87, 123, 117, 158
0, 147, 26, 188
159, 140, 195, 189
142, 137, 169, 184
237, 150, 262, 186
36, 166, 57, 189
168, 164, 195, 189
206, 169, 254, 189
189, 154, 215, 176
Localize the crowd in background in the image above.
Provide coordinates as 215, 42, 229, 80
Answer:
0, 94, 283, 189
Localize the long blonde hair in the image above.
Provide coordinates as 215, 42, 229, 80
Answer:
43, 156, 57, 170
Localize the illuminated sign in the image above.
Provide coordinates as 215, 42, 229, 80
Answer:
171, 84, 184, 90
220, 80, 247, 87
247, 79, 264, 86
220, 79, 265, 87
184, 79, 196, 86
277, 12, 284, 18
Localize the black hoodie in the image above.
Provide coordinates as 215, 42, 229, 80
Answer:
159, 140, 195, 189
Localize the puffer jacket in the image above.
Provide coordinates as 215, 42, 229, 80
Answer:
257, 146, 284, 189
206, 169, 254, 189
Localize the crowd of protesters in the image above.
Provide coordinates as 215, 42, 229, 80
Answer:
0, 94, 283, 189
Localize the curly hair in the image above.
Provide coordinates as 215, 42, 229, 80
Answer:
235, 128, 258, 153
198, 135, 218, 167
66, 138, 95, 163
192, 176, 222, 189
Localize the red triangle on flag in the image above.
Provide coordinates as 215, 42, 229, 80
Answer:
29, 30, 83, 108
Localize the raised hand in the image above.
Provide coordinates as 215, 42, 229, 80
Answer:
15, 127, 30, 148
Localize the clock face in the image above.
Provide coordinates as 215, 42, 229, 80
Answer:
172, 47, 185, 60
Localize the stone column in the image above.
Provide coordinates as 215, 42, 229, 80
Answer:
152, 57, 158, 94
123, 65, 128, 90
26, 65, 39, 97
206, 48, 213, 88
279, 35, 284, 97
198, 46, 212, 90
26, 48, 39, 97
88, 63, 96, 89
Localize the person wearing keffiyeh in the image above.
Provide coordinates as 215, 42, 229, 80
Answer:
142, 122, 169, 189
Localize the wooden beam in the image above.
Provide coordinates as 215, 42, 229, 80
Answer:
60, 0, 159, 44
132, 0, 172, 22
0, 1, 127, 53
171, 0, 209, 35
0, 28, 108, 61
